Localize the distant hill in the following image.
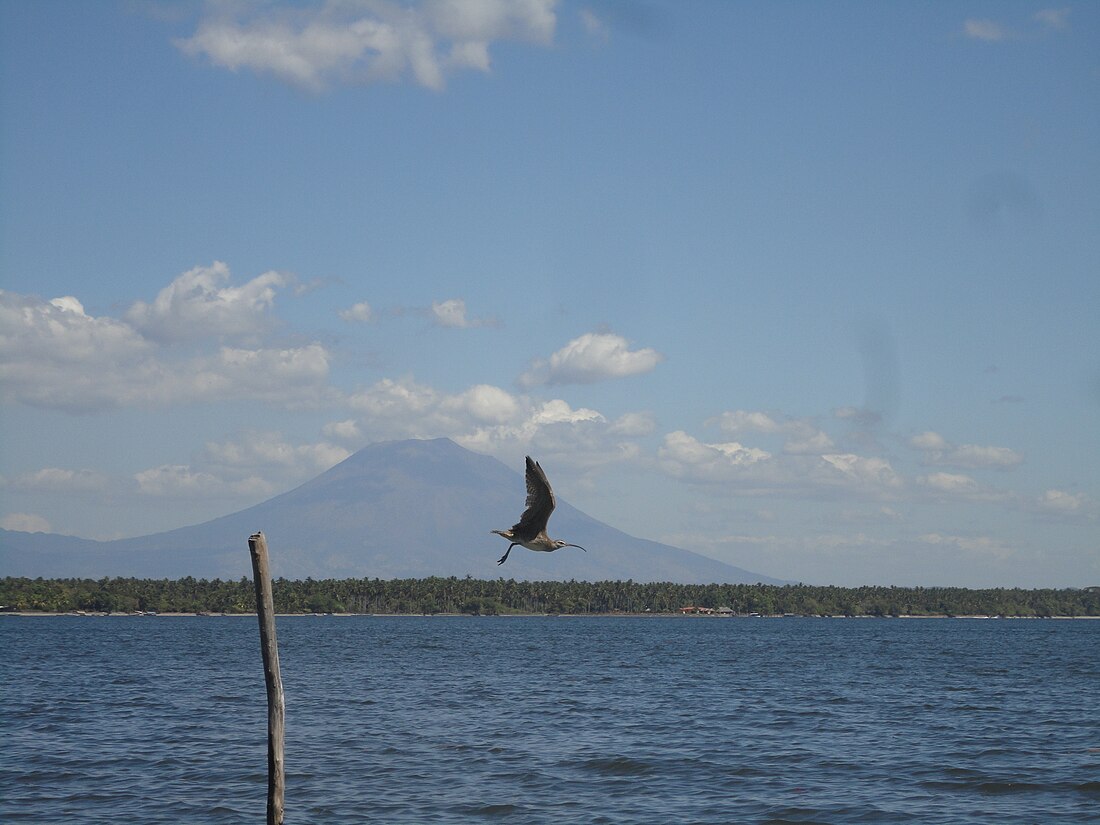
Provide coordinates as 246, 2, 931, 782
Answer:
0, 438, 782, 584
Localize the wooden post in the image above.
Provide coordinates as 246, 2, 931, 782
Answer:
248, 532, 285, 825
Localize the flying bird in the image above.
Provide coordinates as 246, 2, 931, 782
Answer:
492, 456, 587, 565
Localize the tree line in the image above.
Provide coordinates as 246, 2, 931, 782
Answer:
2, 576, 1098, 617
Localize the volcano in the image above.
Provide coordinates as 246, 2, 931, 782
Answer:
0, 438, 781, 584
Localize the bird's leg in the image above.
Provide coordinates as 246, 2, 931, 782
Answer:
497, 543, 518, 565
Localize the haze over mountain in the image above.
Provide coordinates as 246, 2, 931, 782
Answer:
0, 439, 781, 584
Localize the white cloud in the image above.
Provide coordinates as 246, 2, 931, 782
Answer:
0, 288, 153, 410
1, 288, 149, 365
212, 343, 333, 406
348, 377, 446, 425
134, 464, 229, 497
133, 463, 277, 500
1034, 8, 1070, 30
909, 431, 948, 451
785, 430, 835, 455
449, 383, 520, 422
126, 261, 288, 343
713, 410, 785, 434
1, 513, 52, 533
520, 332, 663, 386
658, 431, 771, 483
347, 377, 531, 440
910, 431, 1022, 470
712, 409, 834, 455
134, 432, 351, 503
430, 298, 494, 328
201, 432, 349, 473
175, 0, 558, 92
658, 430, 903, 499
914, 470, 1013, 505
323, 419, 363, 442
820, 454, 903, 489
948, 444, 1023, 469
457, 398, 630, 472
0, 282, 333, 412
918, 471, 979, 494
339, 301, 374, 323
1037, 489, 1087, 514
348, 377, 598, 436
963, 19, 1011, 42
529, 398, 604, 426
608, 411, 656, 437
343, 376, 645, 468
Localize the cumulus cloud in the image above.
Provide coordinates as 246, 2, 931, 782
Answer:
520, 332, 663, 386
820, 454, 903, 490
341, 376, 651, 471
458, 398, 638, 473
457, 383, 521, 422
909, 431, 1022, 470
339, 301, 375, 323
658, 431, 771, 482
1, 289, 152, 410
175, 0, 558, 92
1, 289, 149, 366
0, 277, 333, 412
212, 343, 334, 406
126, 261, 289, 343
348, 377, 599, 439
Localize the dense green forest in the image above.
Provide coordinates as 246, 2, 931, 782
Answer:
2, 576, 1098, 617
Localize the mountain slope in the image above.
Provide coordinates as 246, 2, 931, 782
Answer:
0, 438, 782, 584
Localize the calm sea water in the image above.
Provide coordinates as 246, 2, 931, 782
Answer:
1, 615, 1097, 824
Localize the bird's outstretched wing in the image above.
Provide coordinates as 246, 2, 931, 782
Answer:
511, 456, 556, 538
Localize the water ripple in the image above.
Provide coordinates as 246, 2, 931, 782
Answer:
1, 616, 1097, 823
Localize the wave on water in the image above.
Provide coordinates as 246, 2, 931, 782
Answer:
1, 616, 1097, 824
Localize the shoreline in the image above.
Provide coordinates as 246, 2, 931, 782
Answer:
3, 611, 1098, 620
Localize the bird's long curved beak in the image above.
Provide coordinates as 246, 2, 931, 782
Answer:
567, 543, 587, 552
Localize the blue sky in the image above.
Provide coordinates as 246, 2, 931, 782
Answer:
1, 0, 1097, 587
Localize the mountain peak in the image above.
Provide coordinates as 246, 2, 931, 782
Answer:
0, 438, 782, 585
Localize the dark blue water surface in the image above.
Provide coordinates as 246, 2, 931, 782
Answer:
2, 615, 1098, 824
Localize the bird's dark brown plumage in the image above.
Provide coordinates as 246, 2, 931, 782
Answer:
491, 456, 586, 565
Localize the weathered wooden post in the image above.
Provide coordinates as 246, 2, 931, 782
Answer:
248, 531, 285, 825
